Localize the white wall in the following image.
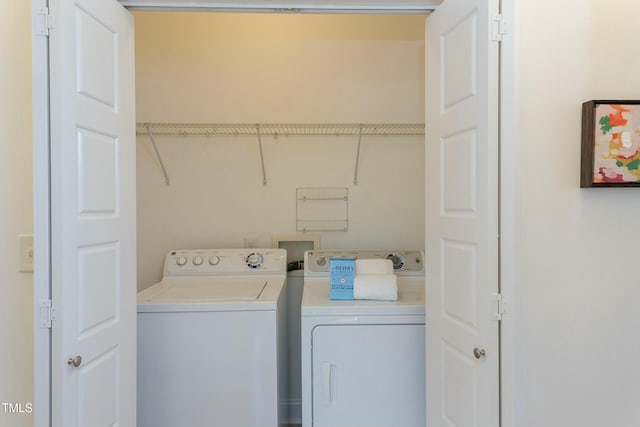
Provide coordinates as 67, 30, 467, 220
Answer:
134, 12, 426, 289
0, 2, 34, 426
515, 0, 640, 425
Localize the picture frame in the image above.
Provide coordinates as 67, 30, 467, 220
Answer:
581, 100, 640, 187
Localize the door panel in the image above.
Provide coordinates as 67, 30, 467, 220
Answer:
425, 0, 500, 425
441, 12, 477, 108
312, 324, 425, 427
442, 240, 477, 330
76, 8, 117, 108
49, 0, 136, 426
78, 348, 118, 426
77, 243, 119, 335
77, 129, 118, 214
443, 343, 478, 426
442, 130, 477, 213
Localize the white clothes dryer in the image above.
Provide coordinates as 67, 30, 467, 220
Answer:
301, 249, 425, 427
137, 248, 287, 427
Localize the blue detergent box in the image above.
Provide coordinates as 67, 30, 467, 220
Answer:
329, 258, 356, 300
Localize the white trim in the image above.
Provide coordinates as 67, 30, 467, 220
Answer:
32, 0, 52, 426
118, 1, 437, 13
123, 7, 435, 14
499, 0, 518, 426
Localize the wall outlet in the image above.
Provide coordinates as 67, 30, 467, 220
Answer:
19, 234, 34, 273
244, 237, 259, 249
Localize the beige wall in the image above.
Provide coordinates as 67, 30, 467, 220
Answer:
515, 0, 640, 425
0, 1, 34, 426
134, 12, 427, 289
8, 2, 640, 426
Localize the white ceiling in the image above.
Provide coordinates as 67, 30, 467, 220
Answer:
118, 0, 441, 13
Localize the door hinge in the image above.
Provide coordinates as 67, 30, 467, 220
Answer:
492, 293, 507, 321
492, 14, 509, 42
38, 299, 56, 329
35, 8, 54, 37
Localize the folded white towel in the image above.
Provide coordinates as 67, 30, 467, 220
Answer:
355, 259, 393, 276
353, 274, 398, 301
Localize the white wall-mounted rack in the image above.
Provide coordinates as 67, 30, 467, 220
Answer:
137, 122, 425, 186
296, 187, 349, 232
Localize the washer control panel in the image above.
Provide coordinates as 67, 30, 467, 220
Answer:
304, 250, 424, 276
164, 249, 286, 276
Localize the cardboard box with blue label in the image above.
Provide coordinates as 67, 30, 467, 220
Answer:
329, 257, 355, 300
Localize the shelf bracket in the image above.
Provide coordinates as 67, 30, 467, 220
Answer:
146, 125, 170, 186
256, 124, 267, 186
353, 125, 363, 185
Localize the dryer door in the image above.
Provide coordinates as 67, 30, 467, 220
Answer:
312, 324, 425, 427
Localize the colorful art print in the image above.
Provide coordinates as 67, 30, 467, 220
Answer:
581, 100, 640, 187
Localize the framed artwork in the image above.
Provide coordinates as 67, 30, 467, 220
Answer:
581, 100, 640, 187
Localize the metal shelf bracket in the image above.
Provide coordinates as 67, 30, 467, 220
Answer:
256, 124, 267, 186
353, 125, 363, 185
146, 125, 170, 186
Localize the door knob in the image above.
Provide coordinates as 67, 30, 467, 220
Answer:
473, 348, 486, 359
67, 355, 82, 368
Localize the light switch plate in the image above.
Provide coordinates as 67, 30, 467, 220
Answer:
19, 234, 34, 273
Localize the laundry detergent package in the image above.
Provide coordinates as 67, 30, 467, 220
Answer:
330, 257, 355, 300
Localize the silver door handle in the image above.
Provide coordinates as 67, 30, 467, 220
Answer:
322, 362, 332, 403
473, 348, 486, 359
68, 355, 82, 368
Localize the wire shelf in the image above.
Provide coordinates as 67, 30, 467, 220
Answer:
136, 122, 425, 137
138, 123, 424, 187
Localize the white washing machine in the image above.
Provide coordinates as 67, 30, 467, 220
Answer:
301, 249, 425, 427
137, 248, 288, 427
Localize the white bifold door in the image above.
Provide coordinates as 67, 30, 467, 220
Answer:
48, 0, 136, 426
425, 0, 501, 426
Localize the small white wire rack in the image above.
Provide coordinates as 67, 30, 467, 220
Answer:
296, 187, 349, 232
137, 122, 425, 186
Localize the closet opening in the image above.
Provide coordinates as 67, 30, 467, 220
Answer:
132, 11, 427, 425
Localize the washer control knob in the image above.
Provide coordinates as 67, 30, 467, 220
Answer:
316, 256, 327, 267
386, 253, 405, 270
192, 255, 204, 266
246, 253, 263, 269
209, 255, 221, 266
176, 255, 188, 266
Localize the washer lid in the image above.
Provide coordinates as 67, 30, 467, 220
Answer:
146, 279, 268, 303
137, 276, 284, 312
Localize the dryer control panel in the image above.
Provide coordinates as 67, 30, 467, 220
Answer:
304, 250, 424, 276
164, 248, 286, 276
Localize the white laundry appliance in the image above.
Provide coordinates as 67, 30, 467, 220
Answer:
137, 248, 288, 427
301, 249, 425, 427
